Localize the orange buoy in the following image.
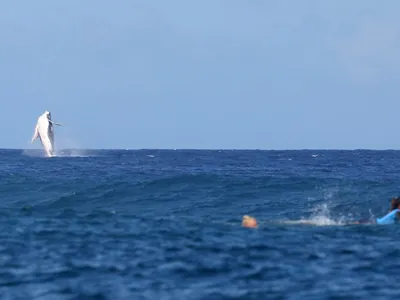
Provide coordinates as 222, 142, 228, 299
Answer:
242, 215, 258, 228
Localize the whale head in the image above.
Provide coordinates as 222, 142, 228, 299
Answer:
44, 111, 51, 120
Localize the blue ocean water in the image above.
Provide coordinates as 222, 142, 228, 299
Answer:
1, 149, 400, 299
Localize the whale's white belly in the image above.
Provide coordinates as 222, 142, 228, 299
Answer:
31, 111, 63, 158
38, 118, 54, 156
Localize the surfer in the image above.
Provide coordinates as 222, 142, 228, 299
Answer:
355, 197, 400, 224
389, 196, 400, 213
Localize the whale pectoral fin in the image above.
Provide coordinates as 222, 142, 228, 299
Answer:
31, 125, 39, 143
49, 120, 63, 126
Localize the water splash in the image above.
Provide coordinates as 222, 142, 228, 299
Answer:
278, 203, 347, 226
21, 123, 91, 158
53, 132, 91, 157
21, 139, 46, 157
21, 148, 45, 157
306, 203, 345, 225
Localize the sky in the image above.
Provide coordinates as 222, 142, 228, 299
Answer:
1, 0, 400, 149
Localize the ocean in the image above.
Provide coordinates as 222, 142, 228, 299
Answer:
1, 149, 400, 299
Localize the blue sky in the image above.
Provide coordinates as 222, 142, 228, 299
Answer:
1, 1, 400, 149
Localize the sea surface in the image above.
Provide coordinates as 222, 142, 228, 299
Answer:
1, 149, 400, 299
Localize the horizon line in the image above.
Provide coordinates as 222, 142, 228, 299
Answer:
1, 147, 400, 151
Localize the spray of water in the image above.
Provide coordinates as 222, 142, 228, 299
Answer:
21, 137, 44, 157
307, 203, 345, 225
21, 126, 92, 158
21, 147, 45, 157
281, 187, 351, 226
278, 203, 346, 226
53, 135, 89, 157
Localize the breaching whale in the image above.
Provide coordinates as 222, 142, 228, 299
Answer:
31, 111, 63, 157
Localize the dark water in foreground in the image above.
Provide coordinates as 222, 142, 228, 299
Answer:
1, 149, 400, 299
